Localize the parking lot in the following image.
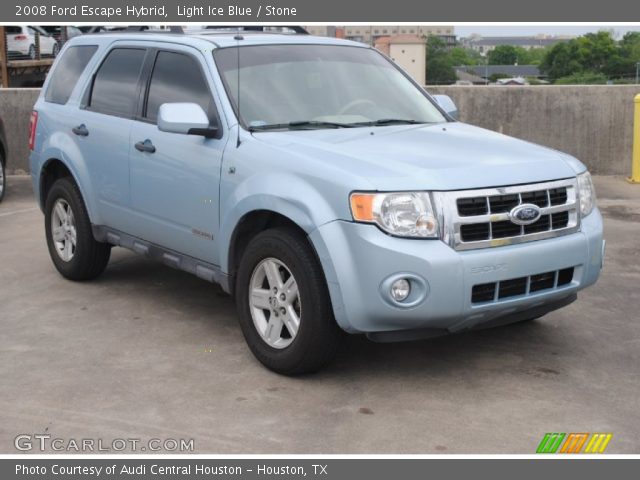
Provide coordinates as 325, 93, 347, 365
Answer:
1, 175, 639, 454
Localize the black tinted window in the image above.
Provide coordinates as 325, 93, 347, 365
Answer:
45, 45, 98, 105
90, 48, 145, 117
145, 51, 212, 123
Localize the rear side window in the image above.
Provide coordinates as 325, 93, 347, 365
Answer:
88, 48, 146, 117
45, 45, 98, 105
145, 51, 213, 123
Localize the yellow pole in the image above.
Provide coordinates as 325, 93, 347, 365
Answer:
629, 94, 640, 184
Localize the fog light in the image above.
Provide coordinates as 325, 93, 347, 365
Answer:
390, 278, 411, 302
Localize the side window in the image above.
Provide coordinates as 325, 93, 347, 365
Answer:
89, 48, 146, 117
145, 51, 214, 123
45, 45, 98, 105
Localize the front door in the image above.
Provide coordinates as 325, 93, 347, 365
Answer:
127, 48, 227, 265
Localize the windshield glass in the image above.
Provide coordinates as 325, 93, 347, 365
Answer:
214, 44, 447, 130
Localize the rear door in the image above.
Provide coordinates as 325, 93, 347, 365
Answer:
73, 45, 148, 231
127, 46, 228, 264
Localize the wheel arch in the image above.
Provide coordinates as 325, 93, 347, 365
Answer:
226, 209, 318, 295
39, 157, 97, 223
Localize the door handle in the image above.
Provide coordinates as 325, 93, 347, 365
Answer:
134, 139, 156, 154
71, 124, 89, 136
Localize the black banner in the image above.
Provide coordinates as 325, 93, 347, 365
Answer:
5, 0, 640, 22
4, 459, 640, 479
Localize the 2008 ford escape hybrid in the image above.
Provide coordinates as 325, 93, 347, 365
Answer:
29, 27, 604, 374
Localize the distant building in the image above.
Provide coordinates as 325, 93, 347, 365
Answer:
454, 65, 544, 83
304, 26, 343, 38
496, 77, 529, 86
306, 25, 456, 47
462, 35, 573, 56
375, 35, 426, 85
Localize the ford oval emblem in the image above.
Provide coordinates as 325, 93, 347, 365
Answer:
509, 204, 542, 225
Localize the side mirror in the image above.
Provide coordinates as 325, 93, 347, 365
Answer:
157, 103, 217, 138
432, 95, 458, 120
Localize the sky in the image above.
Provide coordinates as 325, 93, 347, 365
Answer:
454, 25, 640, 38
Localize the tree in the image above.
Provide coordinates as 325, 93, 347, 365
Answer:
540, 42, 583, 81
620, 31, 640, 62
448, 46, 482, 66
554, 72, 608, 84
487, 45, 548, 66
487, 45, 519, 65
519, 47, 548, 65
577, 31, 618, 73
425, 35, 456, 84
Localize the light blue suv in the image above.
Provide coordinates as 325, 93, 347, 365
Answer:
29, 28, 604, 374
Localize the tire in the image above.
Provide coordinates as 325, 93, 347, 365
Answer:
28, 45, 35, 59
235, 227, 342, 375
0, 158, 5, 203
44, 177, 111, 281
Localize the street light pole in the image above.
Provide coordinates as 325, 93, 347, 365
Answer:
485, 59, 489, 85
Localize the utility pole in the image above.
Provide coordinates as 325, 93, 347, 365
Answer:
485, 59, 489, 85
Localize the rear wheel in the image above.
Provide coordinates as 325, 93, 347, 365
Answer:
0, 158, 5, 202
235, 227, 342, 374
45, 177, 111, 280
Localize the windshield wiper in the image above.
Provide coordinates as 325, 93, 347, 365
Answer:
249, 120, 356, 132
358, 119, 427, 126
289, 120, 356, 129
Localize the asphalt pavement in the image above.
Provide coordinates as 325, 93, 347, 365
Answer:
1, 175, 639, 453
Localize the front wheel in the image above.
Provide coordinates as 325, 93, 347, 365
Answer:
235, 228, 342, 375
44, 177, 111, 280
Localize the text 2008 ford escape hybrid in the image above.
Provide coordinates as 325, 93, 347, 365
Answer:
29, 28, 604, 374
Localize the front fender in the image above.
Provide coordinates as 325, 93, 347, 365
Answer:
217, 172, 340, 274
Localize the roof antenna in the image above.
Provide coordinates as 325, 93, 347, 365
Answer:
234, 29, 243, 148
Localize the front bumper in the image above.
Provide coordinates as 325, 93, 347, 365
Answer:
309, 208, 604, 335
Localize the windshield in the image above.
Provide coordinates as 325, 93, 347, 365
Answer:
214, 44, 447, 130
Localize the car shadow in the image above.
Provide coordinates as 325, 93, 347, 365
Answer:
93, 248, 569, 380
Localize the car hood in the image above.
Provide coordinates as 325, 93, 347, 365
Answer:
252, 122, 584, 191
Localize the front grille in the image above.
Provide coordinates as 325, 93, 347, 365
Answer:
434, 179, 580, 251
471, 267, 576, 304
498, 277, 527, 299
457, 197, 488, 216
460, 223, 490, 242
524, 214, 550, 234
549, 188, 568, 205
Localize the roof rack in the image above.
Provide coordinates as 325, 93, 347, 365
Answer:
123, 26, 184, 33
203, 26, 308, 34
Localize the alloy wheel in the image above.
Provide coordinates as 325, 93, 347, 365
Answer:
51, 199, 77, 262
249, 257, 301, 349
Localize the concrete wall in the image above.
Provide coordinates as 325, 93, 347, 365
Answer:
427, 85, 640, 175
0, 89, 40, 173
1, 86, 639, 175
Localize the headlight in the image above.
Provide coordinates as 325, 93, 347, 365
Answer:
577, 172, 596, 217
350, 192, 439, 238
